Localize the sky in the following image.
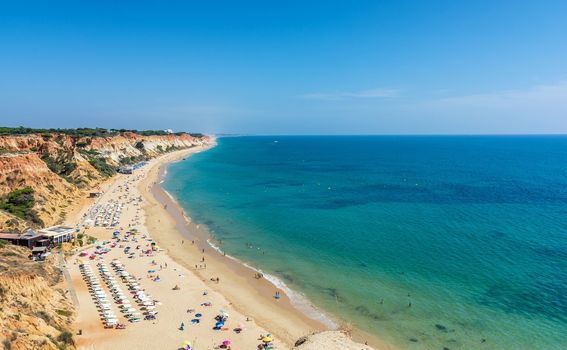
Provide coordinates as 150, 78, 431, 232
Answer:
0, 0, 566, 135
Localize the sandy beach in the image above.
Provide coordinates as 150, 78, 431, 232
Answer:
66, 145, 382, 350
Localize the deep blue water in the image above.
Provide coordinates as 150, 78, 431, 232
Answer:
164, 136, 567, 349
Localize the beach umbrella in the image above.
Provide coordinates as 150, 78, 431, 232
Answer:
262, 335, 273, 343
182, 340, 191, 349
223, 340, 231, 346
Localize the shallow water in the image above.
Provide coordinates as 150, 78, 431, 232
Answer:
164, 136, 567, 349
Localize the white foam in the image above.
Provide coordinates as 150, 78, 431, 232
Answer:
206, 239, 338, 329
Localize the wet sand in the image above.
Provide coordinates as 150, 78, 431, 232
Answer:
142, 146, 392, 349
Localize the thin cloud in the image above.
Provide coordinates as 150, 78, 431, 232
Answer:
429, 81, 567, 109
405, 80, 567, 133
301, 88, 400, 101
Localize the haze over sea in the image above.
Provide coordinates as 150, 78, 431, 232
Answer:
164, 136, 567, 349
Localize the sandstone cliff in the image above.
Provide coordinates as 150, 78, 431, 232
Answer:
0, 131, 212, 231
0, 243, 75, 350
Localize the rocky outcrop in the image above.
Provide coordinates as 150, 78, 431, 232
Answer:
0, 244, 76, 350
0, 132, 212, 231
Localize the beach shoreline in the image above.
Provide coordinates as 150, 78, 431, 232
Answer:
141, 145, 329, 345
143, 143, 394, 349
67, 142, 388, 350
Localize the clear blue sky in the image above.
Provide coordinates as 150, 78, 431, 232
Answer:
1, 1, 566, 134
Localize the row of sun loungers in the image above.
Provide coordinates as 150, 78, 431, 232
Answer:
110, 259, 159, 322
79, 263, 122, 328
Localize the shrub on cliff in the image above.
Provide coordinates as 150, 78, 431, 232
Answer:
0, 187, 34, 217
41, 152, 78, 185
135, 141, 145, 150
0, 187, 43, 225
88, 158, 116, 177
119, 154, 146, 166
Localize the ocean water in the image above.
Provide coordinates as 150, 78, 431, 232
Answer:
163, 136, 567, 349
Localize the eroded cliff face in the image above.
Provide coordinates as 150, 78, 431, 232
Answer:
0, 244, 75, 350
0, 153, 80, 231
0, 132, 212, 231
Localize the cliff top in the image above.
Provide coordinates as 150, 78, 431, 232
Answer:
0, 126, 204, 138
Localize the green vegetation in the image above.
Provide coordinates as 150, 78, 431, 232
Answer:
88, 158, 116, 177
0, 126, 197, 137
0, 251, 17, 257
165, 145, 182, 152
135, 141, 145, 150
55, 309, 73, 317
79, 148, 99, 156
56, 330, 74, 347
0, 127, 117, 137
0, 239, 8, 248
113, 129, 188, 136
41, 153, 77, 178
0, 187, 42, 225
119, 154, 147, 166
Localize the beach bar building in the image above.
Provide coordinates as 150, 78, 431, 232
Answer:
0, 229, 47, 248
38, 225, 76, 244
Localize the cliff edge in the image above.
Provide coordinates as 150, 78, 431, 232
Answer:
0, 130, 213, 231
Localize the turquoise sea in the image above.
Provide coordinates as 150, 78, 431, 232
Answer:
164, 136, 567, 349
